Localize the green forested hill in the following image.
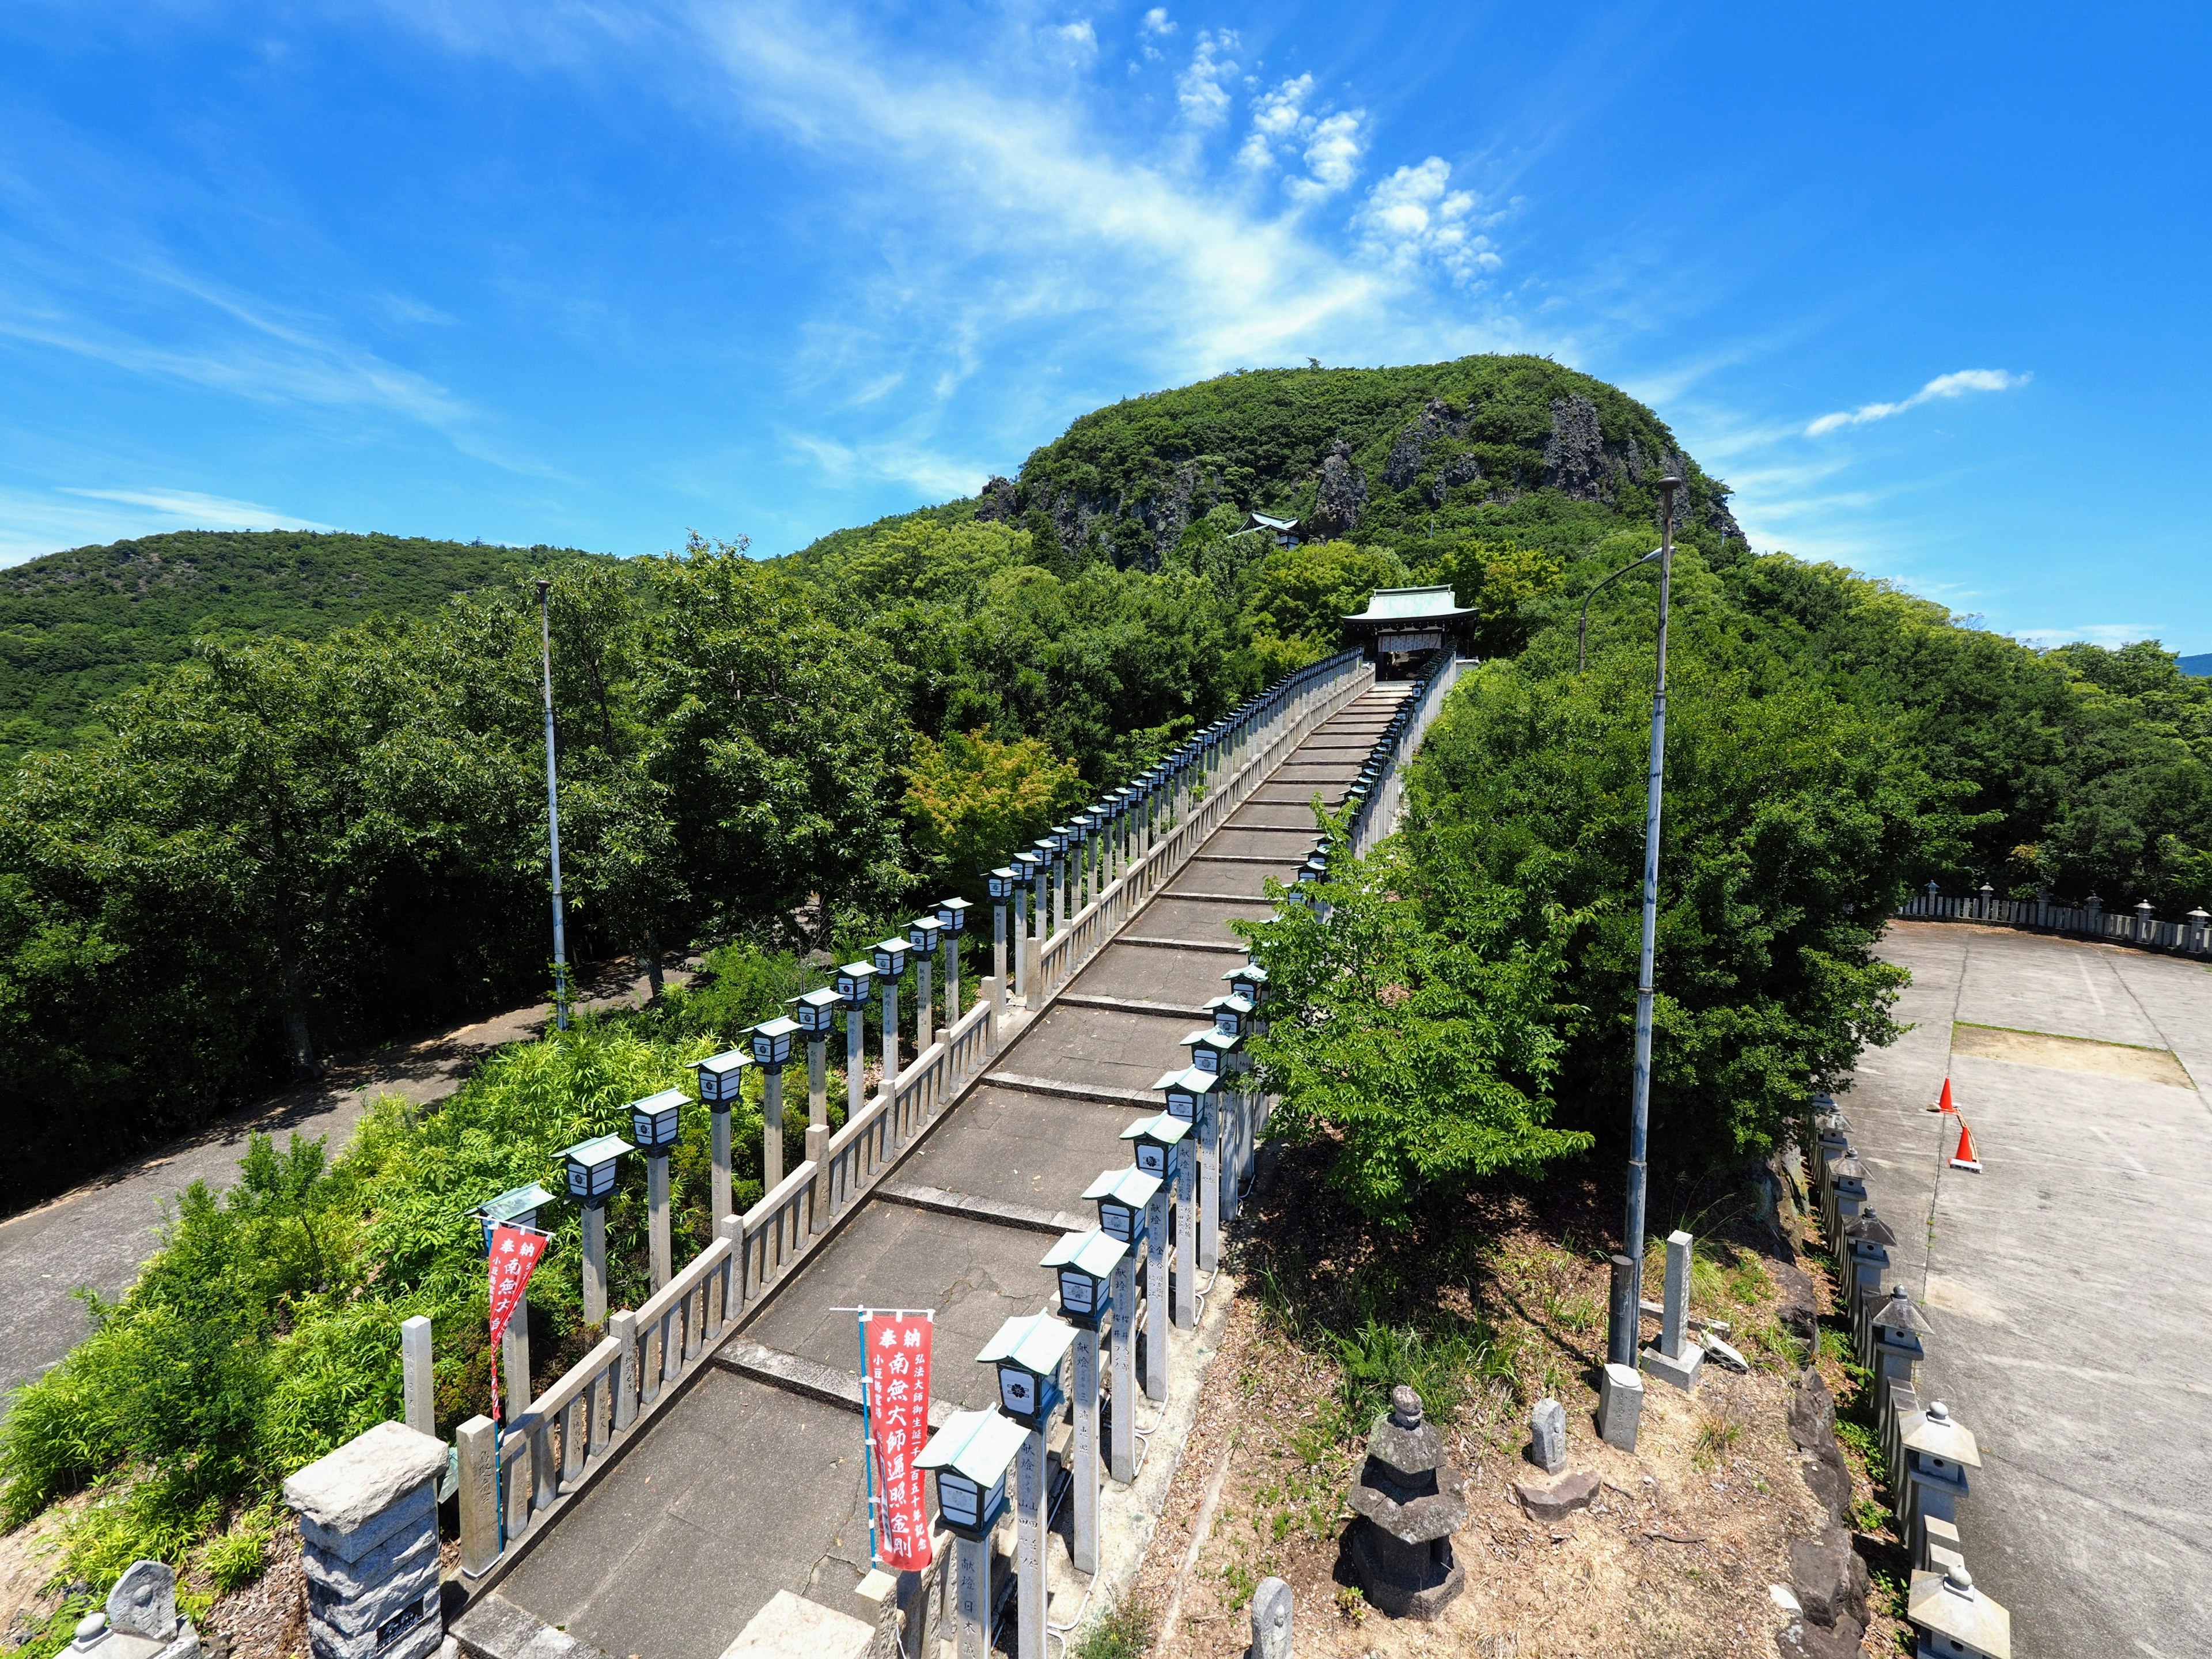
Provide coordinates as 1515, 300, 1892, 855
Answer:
0, 529, 598, 757
987, 354, 1743, 569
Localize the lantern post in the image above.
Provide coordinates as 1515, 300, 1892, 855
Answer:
557, 1134, 631, 1324
1043, 1229, 1126, 1571
696, 1047, 753, 1228
987, 868, 1016, 995
835, 961, 876, 1119
935, 897, 969, 1031
915, 1410, 1025, 1659
1048, 825, 1070, 935
1011, 853, 1041, 1002
872, 937, 911, 1089
906, 914, 941, 1056
1085, 1165, 1160, 1474
627, 1090, 685, 1289
749, 1017, 798, 1190
1124, 1112, 1196, 1331
978, 1313, 1078, 1659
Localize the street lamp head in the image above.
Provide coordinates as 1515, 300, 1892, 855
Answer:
906, 914, 942, 955
473, 1181, 554, 1252
696, 1047, 753, 1108
1040, 1228, 1126, 1330
872, 937, 912, 978
1083, 1165, 1162, 1244
627, 1088, 686, 1154
936, 896, 971, 934
915, 1408, 1026, 1540
1120, 1109, 1192, 1177
1225, 960, 1268, 1005
749, 1016, 800, 1068
557, 1133, 632, 1206
976, 1310, 1077, 1429
790, 987, 842, 1035
834, 960, 877, 1005
988, 865, 1020, 899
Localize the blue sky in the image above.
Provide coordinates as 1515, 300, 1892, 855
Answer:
2, 2, 2206, 649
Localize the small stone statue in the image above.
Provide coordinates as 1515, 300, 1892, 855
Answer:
67, 1562, 199, 1659
1249, 1576, 1293, 1659
1527, 1398, 1567, 1474
1344, 1385, 1467, 1619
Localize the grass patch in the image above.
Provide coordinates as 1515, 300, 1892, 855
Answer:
1073, 1598, 1156, 1659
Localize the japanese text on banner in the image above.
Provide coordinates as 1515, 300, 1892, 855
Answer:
487, 1224, 550, 1423
861, 1313, 934, 1571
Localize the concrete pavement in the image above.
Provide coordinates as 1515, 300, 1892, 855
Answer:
0, 960, 676, 1393
1843, 921, 2212, 1659
490, 683, 1413, 1659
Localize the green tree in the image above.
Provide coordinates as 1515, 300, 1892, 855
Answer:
903, 730, 1087, 895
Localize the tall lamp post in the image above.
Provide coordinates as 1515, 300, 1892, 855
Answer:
1607, 475, 1682, 1370
534, 578, 570, 1031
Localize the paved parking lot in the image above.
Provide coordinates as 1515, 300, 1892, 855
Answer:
1844, 922, 2212, 1659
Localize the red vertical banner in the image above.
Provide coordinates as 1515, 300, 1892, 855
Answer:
487, 1224, 550, 1423
861, 1313, 935, 1571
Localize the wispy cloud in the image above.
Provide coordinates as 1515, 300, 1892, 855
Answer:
1805, 369, 2029, 437
58, 486, 336, 529
783, 431, 994, 500
0, 484, 335, 567
2010, 623, 2164, 650
1236, 74, 1368, 203
1353, 158, 1499, 284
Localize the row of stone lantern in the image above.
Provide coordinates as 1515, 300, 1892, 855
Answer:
1284, 668, 1435, 903
914, 955, 1273, 1659
1809, 1095, 2010, 1659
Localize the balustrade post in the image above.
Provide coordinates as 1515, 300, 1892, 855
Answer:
457, 1415, 499, 1578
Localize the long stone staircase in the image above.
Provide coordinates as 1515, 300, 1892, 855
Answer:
465, 673, 1418, 1659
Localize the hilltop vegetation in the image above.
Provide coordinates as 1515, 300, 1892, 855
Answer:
0, 530, 596, 759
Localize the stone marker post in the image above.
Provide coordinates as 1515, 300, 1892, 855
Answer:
1052, 848, 1066, 937
950, 1535, 987, 1659
985, 974, 1003, 1054
1173, 1135, 1198, 1330
880, 974, 900, 1090
1251, 1578, 1292, 1659
1070, 1323, 1101, 1571
914, 949, 933, 1060
1197, 1099, 1221, 1274
1143, 1185, 1170, 1401
994, 893, 1009, 994
1527, 1399, 1567, 1475
944, 930, 959, 1033
1014, 1427, 1046, 1659
710, 1103, 734, 1230
400, 1317, 435, 1441
1641, 1231, 1703, 1392
846, 997, 868, 1121
760, 1062, 785, 1194
581, 1203, 608, 1327
1599, 1362, 1644, 1450
1109, 1250, 1137, 1481
806, 1030, 831, 1228
284, 1422, 446, 1659
646, 1146, 673, 1291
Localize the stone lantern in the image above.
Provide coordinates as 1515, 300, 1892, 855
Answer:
556, 1132, 631, 1325
627, 1087, 686, 1290
871, 937, 910, 1084
834, 960, 876, 1120
1906, 1562, 2010, 1659
696, 1047, 753, 1227
1346, 1387, 1467, 1619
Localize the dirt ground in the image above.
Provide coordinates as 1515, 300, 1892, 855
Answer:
1119, 1152, 1913, 1658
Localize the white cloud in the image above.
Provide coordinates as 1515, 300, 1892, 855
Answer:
1176, 30, 1237, 127
1353, 157, 1498, 282
1285, 111, 1362, 202
784, 431, 994, 499
1236, 74, 1365, 201
1051, 19, 1096, 62
1141, 8, 1175, 36
1805, 368, 2030, 437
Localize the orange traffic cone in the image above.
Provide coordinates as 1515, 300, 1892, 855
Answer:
1937, 1077, 1957, 1115
1949, 1119, 1982, 1172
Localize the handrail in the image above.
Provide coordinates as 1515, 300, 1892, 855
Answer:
1900, 888, 2212, 956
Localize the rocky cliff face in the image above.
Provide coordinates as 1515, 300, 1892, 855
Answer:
1541, 393, 1744, 540
1306, 438, 1370, 538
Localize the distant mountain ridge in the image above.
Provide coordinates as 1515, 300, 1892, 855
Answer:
2181, 653, 2211, 677
0, 529, 596, 757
